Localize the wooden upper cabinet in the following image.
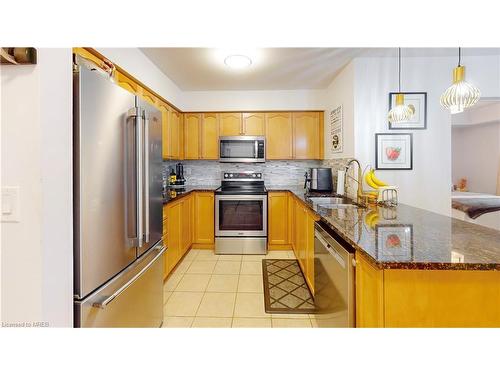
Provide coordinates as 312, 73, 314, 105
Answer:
170, 110, 182, 160
115, 71, 139, 95
293, 112, 320, 159
140, 89, 157, 106
159, 103, 171, 160
201, 113, 219, 159
184, 113, 201, 159
265, 112, 293, 159
219, 113, 243, 136
242, 113, 265, 136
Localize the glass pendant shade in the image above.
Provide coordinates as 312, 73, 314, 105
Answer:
440, 65, 481, 114
388, 93, 415, 123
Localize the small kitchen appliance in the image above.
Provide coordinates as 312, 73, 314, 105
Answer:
304, 168, 333, 192
219, 136, 265, 163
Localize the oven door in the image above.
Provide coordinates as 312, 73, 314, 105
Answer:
215, 195, 267, 237
219, 136, 265, 163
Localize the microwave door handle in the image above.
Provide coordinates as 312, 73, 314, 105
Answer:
143, 112, 150, 244
254, 140, 258, 158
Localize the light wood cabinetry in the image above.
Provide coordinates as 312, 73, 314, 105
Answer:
268, 192, 289, 247
201, 114, 219, 159
169, 110, 183, 160
355, 251, 500, 327
265, 113, 293, 159
293, 112, 320, 159
193, 192, 215, 247
219, 113, 242, 136
184, 113, 201, 159
242, 113, 265, 136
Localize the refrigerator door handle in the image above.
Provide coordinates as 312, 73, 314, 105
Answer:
143, 112, 150, 243
92, 245, 165, 309
136, 109, 144, 248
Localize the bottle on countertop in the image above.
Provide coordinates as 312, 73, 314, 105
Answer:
169, 168, 177, 185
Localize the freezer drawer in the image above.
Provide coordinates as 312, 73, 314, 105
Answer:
75, 242, 165, 328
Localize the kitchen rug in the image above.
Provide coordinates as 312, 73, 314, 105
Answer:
262, 259, 316, 313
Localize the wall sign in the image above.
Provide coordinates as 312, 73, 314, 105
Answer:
330, 105, 343, 153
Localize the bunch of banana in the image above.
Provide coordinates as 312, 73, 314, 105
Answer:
364, 169, 388, 190
364, 209, 379, 229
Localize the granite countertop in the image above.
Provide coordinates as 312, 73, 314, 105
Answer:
267, 185, 500, 271
164, 184, 500, 270
162, 185, 220, 204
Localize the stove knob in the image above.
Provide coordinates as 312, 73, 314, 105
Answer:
224, 173, 229, 178
252, 174, 256, 178
257, 173, 261, 178
229, 174, 233, 178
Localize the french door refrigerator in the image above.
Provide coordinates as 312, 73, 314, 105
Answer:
73, 57, 165, 327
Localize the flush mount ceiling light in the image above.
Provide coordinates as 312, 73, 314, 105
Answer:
440, 47, 481, 114
224, 54, 252, 69
388, 48, 415, 124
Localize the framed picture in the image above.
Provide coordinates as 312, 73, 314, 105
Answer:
388, 92, 427, 130
330, 105, 343, 153
375, 224, 414, 262
375, 133, 413, 170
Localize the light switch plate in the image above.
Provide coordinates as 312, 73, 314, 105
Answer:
1, 186, 20, 223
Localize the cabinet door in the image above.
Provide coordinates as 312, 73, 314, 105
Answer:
242, 113, 265, 136
355, 251, 385, 327
288, 193, 296, 256
184, 113, 201, 159
181, 196, 192, 254
193, 192, 215, 244
170, 110, 182, 159
201, 114, 219, 159
141, 89, 157, 107
305, 211, 316, 294
268, 192, 289, 245
115, 71, 139, 95
265, 113, 293, 159
293, 112, 320, 159
159, 103, 171, 160
219, 113, 242, 136
167, 200, 182, 268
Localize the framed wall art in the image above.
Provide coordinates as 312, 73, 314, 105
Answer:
375, 133, 413, 170
330, 105, 343, 153
388, 92, 427, 130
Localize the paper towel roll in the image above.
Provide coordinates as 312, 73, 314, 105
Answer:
336, 170, 345, 195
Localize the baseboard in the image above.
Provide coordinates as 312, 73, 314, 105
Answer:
267, 244, 292, 250
191, 243, 215, 250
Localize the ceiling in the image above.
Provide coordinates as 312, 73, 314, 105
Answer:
141, 48, 500, 91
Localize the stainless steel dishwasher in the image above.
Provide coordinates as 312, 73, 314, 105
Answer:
312, 222, 355, 327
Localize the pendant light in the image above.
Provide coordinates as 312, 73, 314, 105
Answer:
388, 48, 415, 123
440, 47, 481, 114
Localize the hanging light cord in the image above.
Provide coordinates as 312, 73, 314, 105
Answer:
458, 47, 462, 67
398, 47, 402, 92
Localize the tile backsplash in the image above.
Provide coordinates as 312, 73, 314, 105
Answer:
164, 160, 322, 186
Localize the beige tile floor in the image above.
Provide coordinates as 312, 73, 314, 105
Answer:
162, 249, 316, 328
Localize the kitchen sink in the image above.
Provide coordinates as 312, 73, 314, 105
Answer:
307, 197, 360, 209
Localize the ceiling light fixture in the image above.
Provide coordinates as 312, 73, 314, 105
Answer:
440, 47, 481, 114
224, 54, 252, 69
388, 48, 415, 124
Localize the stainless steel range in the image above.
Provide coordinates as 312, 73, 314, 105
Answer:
215, 171, 267, 255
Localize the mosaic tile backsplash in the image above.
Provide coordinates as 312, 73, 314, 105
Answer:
164, 160, 322, 186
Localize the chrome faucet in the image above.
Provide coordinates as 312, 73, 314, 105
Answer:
345, 158, 364, 205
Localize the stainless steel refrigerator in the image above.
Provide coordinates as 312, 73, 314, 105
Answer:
73, 56, 165, 327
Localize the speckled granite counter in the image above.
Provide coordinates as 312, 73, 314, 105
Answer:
267, 185, 500, 271
163, 185, 220, 204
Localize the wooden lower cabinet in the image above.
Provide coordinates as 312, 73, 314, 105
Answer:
355, 251, 500, 327
193, 192, 215, 247
267, 192, 318, 293
163, 192, 215, 279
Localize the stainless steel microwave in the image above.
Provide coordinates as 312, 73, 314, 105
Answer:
219, 136, 265, 163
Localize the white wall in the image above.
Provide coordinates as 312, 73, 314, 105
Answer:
1, 49, 73, 327
352, 54, 500, 216
96, 48, 185, 109
452, 123, 500, 194
322, 62, 355, 159
181, 89, 324, 112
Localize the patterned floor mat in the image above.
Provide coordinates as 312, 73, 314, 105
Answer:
262, 259, 316, 313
